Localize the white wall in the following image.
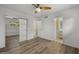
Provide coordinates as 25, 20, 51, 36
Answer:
0, 15, 5, 48
38, 17, 56, 40
62, 7, 79, 48
28, 17, 36, 40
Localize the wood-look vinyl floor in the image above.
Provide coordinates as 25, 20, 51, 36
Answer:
0, 36, 79, 54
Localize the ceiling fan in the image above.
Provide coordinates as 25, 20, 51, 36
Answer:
32, 4, 51, 13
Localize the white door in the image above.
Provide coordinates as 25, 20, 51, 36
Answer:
19, 19, 27, 42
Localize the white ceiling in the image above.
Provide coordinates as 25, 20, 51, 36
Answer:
0, 4, 78, 17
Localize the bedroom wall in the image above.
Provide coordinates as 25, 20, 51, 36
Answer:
27, 17, 36, 40
62, 7, 79, 48
38, 17, 56, 40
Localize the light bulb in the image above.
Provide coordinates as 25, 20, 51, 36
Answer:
36, 8, 41, 12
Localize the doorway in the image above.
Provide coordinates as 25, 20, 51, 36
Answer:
55, 17, 63, 43
5, 16, 28, 50
5, 17, 19, 49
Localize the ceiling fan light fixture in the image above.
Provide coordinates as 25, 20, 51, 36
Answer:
34, 10, 38, 13
33, 8, 41, 13
36, 8, 41, 12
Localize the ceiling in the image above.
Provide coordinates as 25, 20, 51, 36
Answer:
0, 4, 78, 17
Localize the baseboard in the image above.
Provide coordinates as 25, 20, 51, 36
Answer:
6, 35, 19, 38
63, 43, 79, 49
0, 47, 7, 52
19, 37, 38, 45
19, 40, 28, 45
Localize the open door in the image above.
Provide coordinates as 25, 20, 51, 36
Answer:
55, 17, 63, 43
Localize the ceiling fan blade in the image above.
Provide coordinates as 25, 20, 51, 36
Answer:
32, 4, 40, 8
40, 7, 51, 10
